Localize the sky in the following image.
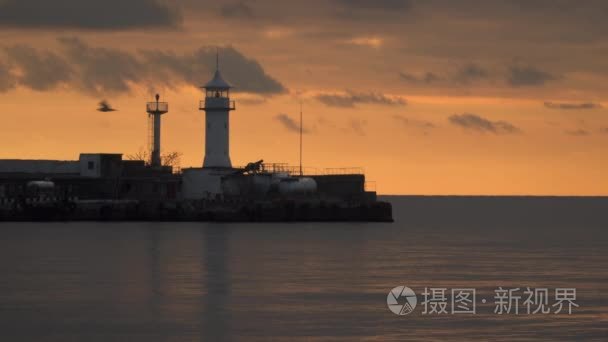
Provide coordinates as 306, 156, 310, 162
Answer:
0, 0, 607, 195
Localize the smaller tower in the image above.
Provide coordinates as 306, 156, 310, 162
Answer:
146, 94, 169, 167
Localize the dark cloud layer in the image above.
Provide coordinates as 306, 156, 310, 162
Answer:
60, 37, 145, 94
316, 90, 406, 108
399, 72, 440, 84
142, 45, 285, 94
399, 64, 488, 86
0, 0, 180, 29
449, 113, 521, 134
275, 113, 309, 133
455, 64, 488, 84
220, 2, 255, 19
337, 0, 412, 11
0, 38, 285, 96
0, 61, 16, 92
4, 45, 72, 91
333, 0, 412, 19
507, 65, 556, 87
544, 102, 602, 110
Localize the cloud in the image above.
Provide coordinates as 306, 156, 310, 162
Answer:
333, 0, 413, 19
544, 102, 602, 110
507, 65, 556, 87
0, 37, 285, 95
0, 61, 16, 92
601, 128, 608, 134
0, 0, 181, 29
142, 44, 286, 94
565, 129, 590, 136
454, 64, 488, 84
347, 36, 384, 48
392, 115, 436, 129
4, 45, 72, 91
336, 0, 412, 11
449, 113, 521, 134
399, 72, 440, 84
59, 37, 145, 94
315, 90, 406, 108
506, 0, 588, 11
220, 2, 255, 19
400, 64, 488, 85
275, 113, 309, 133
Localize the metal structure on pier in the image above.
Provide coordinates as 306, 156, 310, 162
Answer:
146, 94, 169, 167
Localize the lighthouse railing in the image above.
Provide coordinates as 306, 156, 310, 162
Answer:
146, 102, 168, 113
200, 99, 236, 111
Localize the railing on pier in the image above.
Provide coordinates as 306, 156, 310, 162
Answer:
233, 163, 364, 176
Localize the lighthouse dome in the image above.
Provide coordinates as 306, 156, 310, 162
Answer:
204, 69, 231, 89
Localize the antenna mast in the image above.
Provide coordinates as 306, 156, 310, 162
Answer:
299, 101, 303, 176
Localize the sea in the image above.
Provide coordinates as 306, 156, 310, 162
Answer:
0, 196, 606, 341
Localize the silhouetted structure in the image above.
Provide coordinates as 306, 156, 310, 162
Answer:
0, 57, 392, 222
146, 94, 169, 168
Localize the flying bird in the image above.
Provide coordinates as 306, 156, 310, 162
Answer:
97, 100, 117, 112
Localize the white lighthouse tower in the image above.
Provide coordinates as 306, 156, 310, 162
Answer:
200, 57, 235, 169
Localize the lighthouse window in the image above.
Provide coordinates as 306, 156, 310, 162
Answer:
87, 161, 94, 170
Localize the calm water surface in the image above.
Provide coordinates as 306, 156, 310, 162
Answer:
0, 196, 606, 341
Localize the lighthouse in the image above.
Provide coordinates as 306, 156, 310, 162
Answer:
200, 57, 235, 169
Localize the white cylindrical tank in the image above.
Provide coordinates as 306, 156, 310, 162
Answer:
251, 174, 272, 195
222, 174, 272, 197
278, 177, 317, 195
27, 180, 55, 189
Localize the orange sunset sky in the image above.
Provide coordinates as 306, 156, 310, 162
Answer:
0, 0, 607, 195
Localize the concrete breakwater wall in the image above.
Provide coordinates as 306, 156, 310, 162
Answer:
0, 199, 393, 222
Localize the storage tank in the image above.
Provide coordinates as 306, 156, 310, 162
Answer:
251, 174, 272, 195
222, 174, 272, 197
271, 172, 290, 184
27, 180, 55, 189
278, 177, 317, 195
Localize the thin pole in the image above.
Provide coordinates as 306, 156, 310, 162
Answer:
299, 101, 303, 176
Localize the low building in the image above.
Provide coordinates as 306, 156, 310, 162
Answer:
0, 154, 180, 202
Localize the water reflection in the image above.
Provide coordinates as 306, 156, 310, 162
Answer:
141, 224, 233, 341
202, 225, 231, 341
0, 197, 606, 341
